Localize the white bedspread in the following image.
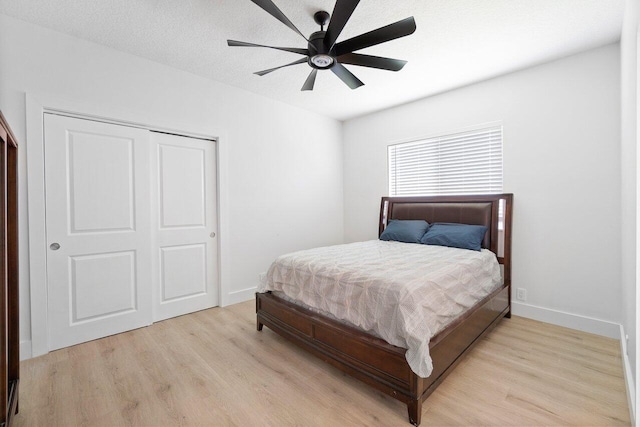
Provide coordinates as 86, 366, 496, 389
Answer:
258, 240, 503, 377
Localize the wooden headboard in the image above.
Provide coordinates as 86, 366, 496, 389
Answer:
379, 194, 513, 286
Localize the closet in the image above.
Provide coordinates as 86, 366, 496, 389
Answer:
44, 113, 218, 351
0, 111, 19, 426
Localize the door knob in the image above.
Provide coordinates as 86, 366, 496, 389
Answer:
50, 243, 61, 250
210, 232, 216, 238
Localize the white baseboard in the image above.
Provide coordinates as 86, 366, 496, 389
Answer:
20, 340, 32, 360
222, 286, 257, 307
619, 324, 636, 424
511, 302, 620, 339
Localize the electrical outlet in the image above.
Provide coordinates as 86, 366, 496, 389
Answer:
626, 335, 630, 355
516, 288, 527, 301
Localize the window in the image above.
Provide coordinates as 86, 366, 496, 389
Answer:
388, 125, 503, 197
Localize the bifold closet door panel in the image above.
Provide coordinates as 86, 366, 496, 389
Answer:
150, 132, 218, 322
44, 114, 153, 351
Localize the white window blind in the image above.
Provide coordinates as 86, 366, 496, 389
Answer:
388, 125, 503, 196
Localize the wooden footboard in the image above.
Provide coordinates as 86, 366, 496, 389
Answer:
256, 284, 509, 426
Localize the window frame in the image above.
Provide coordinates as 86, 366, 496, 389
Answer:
387, 122, 503, 198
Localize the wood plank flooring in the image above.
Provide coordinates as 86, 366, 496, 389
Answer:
16, 301, 630, 426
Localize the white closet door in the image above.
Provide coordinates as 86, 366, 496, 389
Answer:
44, 114, 153, 351
150, 132, 218, 322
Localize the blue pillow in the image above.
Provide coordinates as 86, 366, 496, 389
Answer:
420, 223, 487, 251
379, 220, 430, 244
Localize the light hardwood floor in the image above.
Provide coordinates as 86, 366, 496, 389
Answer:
16, 301, 630, 426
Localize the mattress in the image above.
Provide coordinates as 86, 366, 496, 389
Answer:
258, 240, 503, 377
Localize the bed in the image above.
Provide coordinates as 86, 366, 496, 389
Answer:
255, 194, 513, 425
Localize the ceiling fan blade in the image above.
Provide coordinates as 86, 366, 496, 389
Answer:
331, 63, 364, 89
337, 53, 407, 71
227, 40, 309, 56
250, 0, 308, 41
334, 16, 416, 56
324, 0, 360, 50
301, 69, 318, 91
255, 58, 308, 76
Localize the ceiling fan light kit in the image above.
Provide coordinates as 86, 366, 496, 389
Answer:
227, 0, 417, 91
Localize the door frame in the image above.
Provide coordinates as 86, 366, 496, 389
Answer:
25, 93, 231, 358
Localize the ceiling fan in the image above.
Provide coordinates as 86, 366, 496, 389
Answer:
227, 0, 417, 91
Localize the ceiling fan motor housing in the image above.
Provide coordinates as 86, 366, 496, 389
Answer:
308, 31, 335, 69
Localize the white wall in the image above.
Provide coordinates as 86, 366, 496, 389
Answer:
621, 0, 639, 399
343, 45, 622, 327
0, 14, 344, 355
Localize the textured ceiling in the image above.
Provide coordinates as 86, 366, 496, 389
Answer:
0, 0, 624, 120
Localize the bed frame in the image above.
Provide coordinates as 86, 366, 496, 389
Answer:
256, 194, 513, 425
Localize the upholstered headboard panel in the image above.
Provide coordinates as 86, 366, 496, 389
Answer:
379, 195, 513, 258
388, 202, 493, 248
